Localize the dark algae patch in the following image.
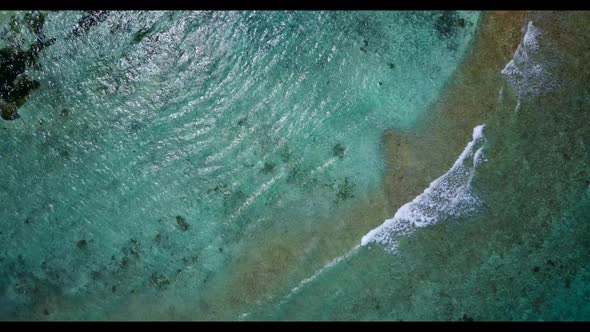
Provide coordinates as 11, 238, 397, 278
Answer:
0, 17, 54, 120
461, 314, 475, 322
66, 11, 110, 39
132, 25, 156, 45
76, 239, 88, 250
433, 11, 468, 51
335, 177, 355, 203
433, 11, 467, 39
332, 143, 346, 160
175, 215, 189, 231
360, 39, 369, 53
149, 273, 170, 290
1, 11, 110, 121
0, 12, 54, 120
261, 161, 276, 174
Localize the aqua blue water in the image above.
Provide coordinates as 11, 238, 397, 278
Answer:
0, 11, 480, 319
245, 12, 590, 321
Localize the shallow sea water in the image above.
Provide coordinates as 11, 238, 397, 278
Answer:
0, 10, 588, 321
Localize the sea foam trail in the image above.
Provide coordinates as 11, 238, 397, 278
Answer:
501, 21, 556, 106
361, 124, 487, 253
274, 125, 487, 306
277, 244, 362, 307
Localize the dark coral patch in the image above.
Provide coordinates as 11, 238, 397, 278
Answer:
360, 39, 369, 52
461, 314, 475, 322
76, 239, 88, 249
1, 12, 54, 121
176, 215, 189, 231
67, 11, 110, 39
149, 273, 170, 290
335, 177, 355, 203
434, 12, 466, 39
333, 143, 346, 160
261, 161, 276, 174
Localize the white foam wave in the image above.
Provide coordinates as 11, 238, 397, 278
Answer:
309, 157, 338, 176
226, 168, 285, 223
279, 245, 361, 305
501, 21, 556, 103
361, 124, 487, 253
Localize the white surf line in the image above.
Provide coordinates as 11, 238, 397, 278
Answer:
309, 157, 338, 176
238, 312, 251, 321
361, 124, 487, 253
245, 124, 490, 313
226, 168, 286, 223
241, 123, 488, 313
196, 165, 223, 176
501, 21, 556, 112
205, 128, 250, 164
277, 244, 362, 306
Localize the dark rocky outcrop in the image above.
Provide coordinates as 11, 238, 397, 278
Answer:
66, 11, 110, 40
0, 12, 54, 120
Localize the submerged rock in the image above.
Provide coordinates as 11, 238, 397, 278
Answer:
332, 143, 346, 159
76, 239, 88, 250
0, 12, 54, 120
67, 11, 110, 39
149, 272, 170, 290
176, 215, 189, 231
335, 177, 355, 203
261, 161, 276, 174
433, 11, 467, 51
0, 101, 19, 120
434, 11, 466, 39
132, 24, 156, 45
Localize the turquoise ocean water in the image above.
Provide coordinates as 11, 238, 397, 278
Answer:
3, 11, 589, 321
0, 11, 479, 319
